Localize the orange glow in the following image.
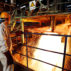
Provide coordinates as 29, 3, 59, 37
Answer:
29, 32, 64, 71
22, 18, 40, 23
12, 32, 65, 71
11, 14, 71, 71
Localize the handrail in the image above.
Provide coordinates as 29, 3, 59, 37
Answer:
11, 32, 71, 71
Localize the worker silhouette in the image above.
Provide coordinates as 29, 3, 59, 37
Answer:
0, 12, 14, 71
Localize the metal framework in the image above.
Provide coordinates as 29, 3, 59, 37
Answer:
10, 1, 71, 70
12, 32, 71, 71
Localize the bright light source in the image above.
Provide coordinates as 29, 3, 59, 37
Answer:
20, 6, 26, 9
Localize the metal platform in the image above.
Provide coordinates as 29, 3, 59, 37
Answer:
14, 62, 34, 71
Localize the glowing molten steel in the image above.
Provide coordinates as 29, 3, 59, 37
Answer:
11, 14, 71, 71
29, 32, 64, 71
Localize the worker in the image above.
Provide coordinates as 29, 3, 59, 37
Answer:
0, 12, 13, 71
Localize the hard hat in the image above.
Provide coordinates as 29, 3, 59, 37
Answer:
0, 12, 11, 25
0, 12, 9, 18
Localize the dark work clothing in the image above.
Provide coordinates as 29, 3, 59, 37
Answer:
4, 51, 13, 65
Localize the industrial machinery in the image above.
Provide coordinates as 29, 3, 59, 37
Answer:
8, 0, 71, 71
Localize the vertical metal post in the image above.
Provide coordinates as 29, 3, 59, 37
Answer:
58, 0, 61, 12
15, 9, 17, 16
47, 0, 49, 11
54, 0, 57, 11
62, 36, 67, 71
21, 19, 24, 44
39, 0, 42, 11
50, 16, 56, 32
65, 15, 70, 24
25, 32, 28, 70
11, 21, 16, 31
11, 0, 14, 4
69, 15, 71, 23
21, 9, 23, 17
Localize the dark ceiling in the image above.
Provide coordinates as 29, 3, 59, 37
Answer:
17, 0, 31, 3
0, 0, 70, 13
0, 0, 32, 12
16, 0, 32, 6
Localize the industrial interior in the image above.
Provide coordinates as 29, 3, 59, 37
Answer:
0, 0, 71, 71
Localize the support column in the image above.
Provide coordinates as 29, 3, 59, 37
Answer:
65, 15, 71, 24
11, 0, 14, 4
54, 0, 57, 11
50, 16, 56, 32
47, 0, 49, 11
21, 19, 24, 44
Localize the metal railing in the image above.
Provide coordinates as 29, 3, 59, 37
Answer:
12, 32, 71, 71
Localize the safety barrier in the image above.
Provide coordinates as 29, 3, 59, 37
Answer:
12, 32, 71, 71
